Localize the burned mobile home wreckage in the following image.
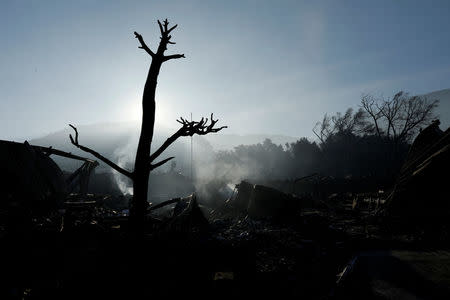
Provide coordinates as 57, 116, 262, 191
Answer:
0, 140, 98, 218
0, 120, 449, 298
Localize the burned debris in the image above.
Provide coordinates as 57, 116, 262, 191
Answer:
211, 181, 302, 220
0, 140, 68, 215
2, 118, 450, 299
386, 120, 450, 218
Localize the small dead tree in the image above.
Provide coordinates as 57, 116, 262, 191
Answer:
361, 94, 383, 137
69, 19, 226, 230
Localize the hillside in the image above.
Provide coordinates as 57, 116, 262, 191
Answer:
422, 88, 450, 129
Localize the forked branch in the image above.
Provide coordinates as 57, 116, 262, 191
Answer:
69, 124, 133, 178
149, 113, 227, 163
135, 19, 185, 61
158, 19, 178, 36
150, 156, 175, 170
134, 31, 155, 57
176, 113, 227, 136
163, 54, 185, 61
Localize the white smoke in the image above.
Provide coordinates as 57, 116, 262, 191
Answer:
112, 134, 137, 195
109, 121, 185, 196
106, 125, 255, 202
191, 141, 254, 204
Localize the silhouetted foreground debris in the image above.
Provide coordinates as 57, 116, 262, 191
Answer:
0, 140, 68, 215
1, 123, 450, 298
0, 140, 98, 217
212, 180, 302, 220
386, 120, 450, 219
333, 250, 450, 299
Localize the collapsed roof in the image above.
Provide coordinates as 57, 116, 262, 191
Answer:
386, 120, 450, 217
0, 140, 97, 214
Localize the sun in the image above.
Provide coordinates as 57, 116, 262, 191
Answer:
118, 97, 141, 122
119, 95, 174, 128
124, 101, 142, 122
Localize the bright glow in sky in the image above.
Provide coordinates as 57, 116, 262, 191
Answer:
1, 0, 450, 140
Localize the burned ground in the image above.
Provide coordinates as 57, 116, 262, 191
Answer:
2, 191, 449, 299
1, 122, 449, 299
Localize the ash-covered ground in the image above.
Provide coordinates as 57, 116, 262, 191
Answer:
1, 187, 449, 299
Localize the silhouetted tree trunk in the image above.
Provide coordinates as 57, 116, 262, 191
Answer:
69, 19, 226, 232
130, 20, 184, 229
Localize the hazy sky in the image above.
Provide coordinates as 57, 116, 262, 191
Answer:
1, 0, 450, 141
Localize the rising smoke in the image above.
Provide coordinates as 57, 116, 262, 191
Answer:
112, 133, 137, 195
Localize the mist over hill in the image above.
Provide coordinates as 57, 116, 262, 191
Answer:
29, 121, 298, 173
202, 134, 298, 151
28, 88, 449, 175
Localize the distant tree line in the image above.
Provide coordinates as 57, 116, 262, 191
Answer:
211, 91, 439, 185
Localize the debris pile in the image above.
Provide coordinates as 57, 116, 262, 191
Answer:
1, 125, 450, 299
386, 121, 450, 218
0, 140, 67, 215
211, 180, 302, 220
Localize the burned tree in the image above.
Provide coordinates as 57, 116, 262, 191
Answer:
360, 91, 439, 143
314, 91, 439, 144
69, 19, 226, 229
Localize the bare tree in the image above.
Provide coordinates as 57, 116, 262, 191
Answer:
313, 108, 370, 142
69, 19, 226, 230
313, 114, 334, 143
360, 91, 439, 143
314, 91, 438, 145
361, 94, 383, 137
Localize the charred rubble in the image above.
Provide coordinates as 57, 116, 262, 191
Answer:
1, 121, 450, 299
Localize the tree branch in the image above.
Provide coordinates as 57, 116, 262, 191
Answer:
361, 94, 382, 137
167, 24, 178, 34
150, 156, 175, 170
176, 113, 228, 136
149, 129, 183, 163
163, 54, 186, 61
148, 197, 182, 211
149, 113, 227, 163
154, 19, 182, 55
69, 124, 133, 179
312, 123, 325, 144
157, 20, 164, 36
134, 31, 155, 57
